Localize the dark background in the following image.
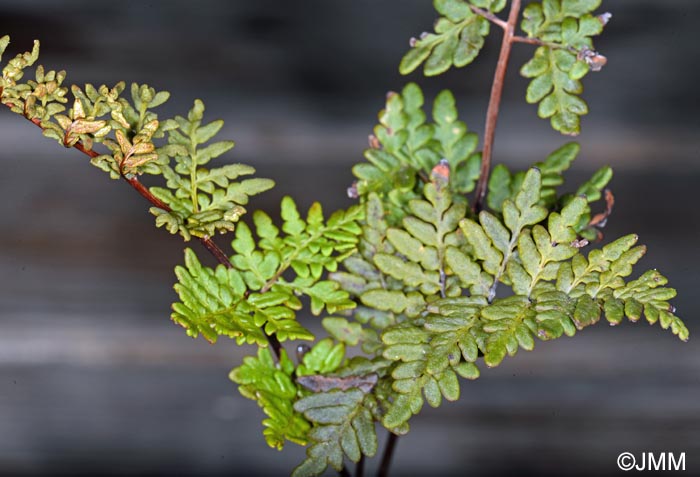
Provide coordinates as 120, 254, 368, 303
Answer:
0, 1, 698, 476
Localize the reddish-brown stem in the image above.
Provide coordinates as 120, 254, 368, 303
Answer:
469, 4, 508, 30
122, 175, 170, 210
2, 99, 283, 360
198, 235, 232, 267
513, 35, 561, 49
473, 0, 522, 213
513, 35, 545, 46
74, 141, 99, 158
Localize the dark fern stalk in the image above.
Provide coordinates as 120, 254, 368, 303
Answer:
0, 2, 690, 476
377, 433, 399, 477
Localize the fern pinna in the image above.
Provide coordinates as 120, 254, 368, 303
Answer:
0, 0, 689, 476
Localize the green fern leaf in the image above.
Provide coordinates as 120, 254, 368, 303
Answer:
399, 0, 495, 76
293, 389, 378, 477
297, 339, 346, 376
291, 341, 379, 477
329, 193, 408, 355
520, 1, 607, 135
230, 348, 311, 450
511, 195, 588, 296
521, 47, 588, 136
171, 247, 304, 345
240, 198, 361, 308
172, 198, 362, 346
478, 295, 537, 367
150, 99, 274, 239
367, 163, 467, 300
379, 295, 487, 428
171, 197, 362, 344
0, 35, 9, 61
463, 168, 548, 300
0, 38, 39, 93
322, 318, 363, 347
484, 144, 612, 240
353, 83, 480, 223
370, 171, 484, 427
489, 144, 583, 212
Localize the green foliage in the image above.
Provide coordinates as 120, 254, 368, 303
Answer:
485, 142, 612, 240
331, 166, 687, 430
297, 339, 346, 376
400, 0, 609, 135
399, 0, 499, 76
352, 82, 480, 224
1, 7, 690, 475
231, 338, 381, 474
322, 317, 366, 347
371, 170, 543, 425
293, 389, 377, 476
0, 35, 9, 60
369, 166, 466, 298
85, 82, 173, 178
291, 341, 380, 476
520, 0, 608, 135
0, 36, 272, 240
171, 197, 363, 345
20, 65, 68, 123
171, 247, 306, 345
335, 93, 686, 429
0, 36, 40, 101
150, 100, 274, 239
330, 193, 410, 355
230, 348, 311, 450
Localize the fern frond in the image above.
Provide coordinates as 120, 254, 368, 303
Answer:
292, 389, 378, 477
371, 164, 466, 298
520, 1, 608, 135
485, 142, 612, 240
329, 194, 406, 353
352, 83, 480, 224
233, 198, 362, 307
221, 339, 376, 476
150, 99, 274, 239
293, 350, 380, 477
170, 244, 314, 345
0, 37, 39, 95
171, 197, 362, 344
381, 317, 475, 428
231, 338, 381, 462
488, 142, 579, 211
331, 194, 395, 299
229, 348, 311, 450
362, 164, 687, 429
399, 0, 505, 76
464, 168, 549, 300
0, 36, 272, 239
297, 339, 346, 376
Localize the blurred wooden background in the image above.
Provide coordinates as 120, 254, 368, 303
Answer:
0, 1, 698, 475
